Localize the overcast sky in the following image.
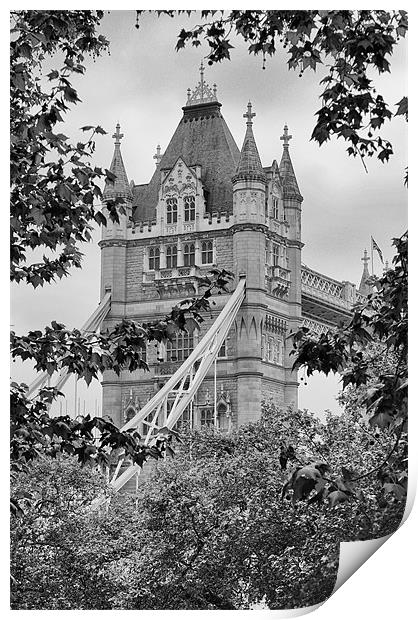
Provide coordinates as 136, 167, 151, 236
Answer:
10, 10, 408, 415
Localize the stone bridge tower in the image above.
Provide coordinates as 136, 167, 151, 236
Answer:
100, 67, 359, 431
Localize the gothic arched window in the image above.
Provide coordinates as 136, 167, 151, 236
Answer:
201, 407, 214, 427
201, 240, 213, 264
166, 197, 178, 224
184, 195, 195, 222
272, 196, 280, 220
149, 247, 160, 270
125, 407, 136, 423
183, 243, 195, 267
166, 244, 177, 268
166, 329, 195, 362
273, 244, 281, 267
217, 403, 228, 431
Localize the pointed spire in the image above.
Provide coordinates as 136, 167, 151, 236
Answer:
103, 122, 132, 201
359, 249, 373, 295
233, 101, 266, 183
278, 123, 301, 199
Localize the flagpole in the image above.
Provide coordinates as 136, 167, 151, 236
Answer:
370, 236, 374, 276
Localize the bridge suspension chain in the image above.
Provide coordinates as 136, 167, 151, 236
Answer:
108, 277, 246, 494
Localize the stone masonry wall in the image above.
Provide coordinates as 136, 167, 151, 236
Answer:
126, 242, 145, 302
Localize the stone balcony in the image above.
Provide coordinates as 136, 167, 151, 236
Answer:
265, 264, 291, 297
143, 265, 215, 297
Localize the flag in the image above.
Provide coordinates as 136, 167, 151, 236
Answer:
371, 237, 383, 263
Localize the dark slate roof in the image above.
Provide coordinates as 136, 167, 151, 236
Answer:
133, 100, 241, 222
131, 184, 150, 220
233, 122, 266, 183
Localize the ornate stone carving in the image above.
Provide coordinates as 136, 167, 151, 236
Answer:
122, 388, 141, 423
185, 61, 218, 106
162, 159, 197, 197
265, 265, 291, 297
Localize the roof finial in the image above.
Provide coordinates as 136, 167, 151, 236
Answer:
112, 122, 124, 146
185, 63, 218, 106
200, 59, 205, 86
243, 101, 256, 127
362, 249, 370, 266
280, 124, 292, 148
153, 144, 162, 166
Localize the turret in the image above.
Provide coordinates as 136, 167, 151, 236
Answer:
277, 125, 303, 407
232, 101, 266, 226
100, 123, 132, 301
232, 102, 267, 424
102, 122, 133, 229
278, 124, 303, 242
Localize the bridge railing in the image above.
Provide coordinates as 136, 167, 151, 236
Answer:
301, 265, 364, 310
301, 317, 333, 336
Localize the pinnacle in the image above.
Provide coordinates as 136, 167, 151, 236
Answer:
103, 123, 132, 201
278, 126, 301, 198
233, 102, 265, 183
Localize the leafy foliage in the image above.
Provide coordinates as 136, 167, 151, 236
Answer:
11, 457, 115, 609
9, 11, 238, 501
289, 234, 407, 500
10, 10, 121, 287
137, 10, 408, 166
291, 234, 407, 431
11, 405, 405, 609
11, 269, 234, 499
11, 269, 233, 384
10, 383, 160, 517
10, 16, 407, 594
